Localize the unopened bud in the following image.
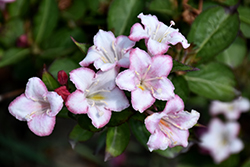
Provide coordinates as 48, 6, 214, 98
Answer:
57, 70, 68, 85
54, 86, 70, 101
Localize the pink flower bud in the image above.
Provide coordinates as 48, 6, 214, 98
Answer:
54, 86, 70, 101
57, 70, 68, 85
16, 34, 28, 48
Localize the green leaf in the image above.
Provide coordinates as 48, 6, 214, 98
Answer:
107, 0, 144, 36
129, 118, 150, 148
8, 0, 29, 18
69, 124, 93, 142
42, 68, 60, 91
242, 158, 250, 167
105, 123, 130, 160
188, 6, 239, 64
77, 114, 101, 132
216, 36, 247, 68
107, 108, 134, 127
0, 18, 24, 47
171, 60, 199, 72
149, 0, 176, 15
61, 0, 86, 20
71, 37, 88, 54
184, 62, 237, 101
33, 0, 59, 45
172, 76, 190, 103
48, 58, 80, 78
238, 6, 250, 38
214, 0, 238, 6
0, 48, 30, 68
155, 146, 184, 158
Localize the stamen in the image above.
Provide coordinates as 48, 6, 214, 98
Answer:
142, 65, 151, 80
46, 109, 50, 115
144, 76, 162, 82
111, 41, 118, 61
101, 47, 112, 63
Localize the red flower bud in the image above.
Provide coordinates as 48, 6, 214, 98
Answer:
54, 86, 70, 101
57, 70, 68, 85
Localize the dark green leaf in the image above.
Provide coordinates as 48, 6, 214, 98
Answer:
77, 114, 101, 132
149, 0, 176, 15
242, 158, 250, 167
171, 60, 199, 72
172, 76, 190, 103
8, 0, 29, 18
48, 58, 80, 78
61, 0, 86, 20
0, 18, 24, 47
42, 68, 60, 91
40, 47, 76, 59
215, 0, 238, 6
216, 36, 247, 68
184, 62, 237, 101
0, 48, 30, 68
238, 6, 250, 38
129, 118, 150, 148
107, 108, 134, 127
188, 6, 239, 64
105, 123, 130, 160
107, 0, 144, 36
71, 37, 88, 54
69, 124, 93, 142
155, 146, 184, 158
33, 0, 59, 45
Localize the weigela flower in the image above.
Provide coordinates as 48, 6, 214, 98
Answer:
210, 97, 250, 120
116, 48, 175, 112
145, 95, 200, 152
129, 13, 190, 56
79, 29, 135, 71
66, 68, 129, 129
199, 119, 243, 164
8, 77, 64, 136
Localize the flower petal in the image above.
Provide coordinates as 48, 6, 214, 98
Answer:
147, 130, 169, 152
66, 90, 89, 114
28, 113, 55, 136
235, 97, 250, 112
145, 112, 165, 134
46, 92, 63, 117
230, 138, 243, 153
150, 55, 173, 77
163, 95, 184, 114
87, 105, 111, 129
168, 31, 190, 49
129, 23, 149, 41
69, 67, 95, 91
8, 94, 38, 121
116, 69, 137, 91
101, 87, 129, 111
117, 52, 130, 68
151, 77, 175, 101
79, 47, 101, 67
94, 29, 115, 54
131, 88, 155, 113
138, 13, 159, 32
94, 68, 117, 90
116, 35, 135, 50
147, 38, 170, 55
129, 48, 152, 73
94, 58, 117, 71
25, 77, 48, 101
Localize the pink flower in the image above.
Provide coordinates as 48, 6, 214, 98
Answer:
210, 97, 250, 120
129, 13, 190, 56
145, 95, 200, 152
79, 29, 135, 71
0, 0, 15, 10
8, 77, 64, 136
66, 68, 129, 129
199, 119, 243, 164
116, 48, 175, 112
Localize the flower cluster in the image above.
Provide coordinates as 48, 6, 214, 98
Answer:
199, 97, 250, 163
8, 13, 200, 152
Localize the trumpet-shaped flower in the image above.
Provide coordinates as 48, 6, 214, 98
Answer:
116, 48, 175, 112
8, 77, 64, 136
210, 97, 250, 120
145, 95, 200, 152
66, 68, 129, 129
199, 119, 243, 164
129, 13, 190, 56
79, 29, 135, 71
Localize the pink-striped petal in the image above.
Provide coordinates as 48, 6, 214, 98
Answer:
116, 69, 137, 91
79, 47, 101, 67
66, 90, 89, 114
147, 38, 170, 56
129, 48, 152, 73
168, 31, 190, 49
129, 23, 149, 41
94, 29, 115, 54
163, 95, 184, 114
147, 130, 169, 152
25, 77, 48, 101
116, 35, 135, 50
145, 112, 164, 134
150, 55, 173, 77
46, 92, 63, 117
138, 13, 159, 31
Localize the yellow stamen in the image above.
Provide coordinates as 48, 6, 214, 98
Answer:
89, 94, 105, 101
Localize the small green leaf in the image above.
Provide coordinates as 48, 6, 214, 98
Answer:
33, 0, 59, 45
184, 62, 237, 101
42, 68, 60, 91
172, 76, 190, 103
77, 114, 101, 132
107, 0, 144, 36
69, 124, 93, 142
48, 58, 80, 78
71, 37, 88, 54
171, 60, 199, 72
238, 6, 250, 38
155, 146, 184, 158
188, 6, 239, 64
105, 123, 130, 160
0, 48, 30, 68
107, 108, 134, 127
129, 118, 150, 148
216, 36, 247, 68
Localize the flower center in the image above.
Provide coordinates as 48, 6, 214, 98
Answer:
158, 118, 178, 145
152, 20, 175, 43
25, 101, 51, 120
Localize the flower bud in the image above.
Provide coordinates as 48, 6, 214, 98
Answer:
54, 86, 70, 101
57, 70, 68, 85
